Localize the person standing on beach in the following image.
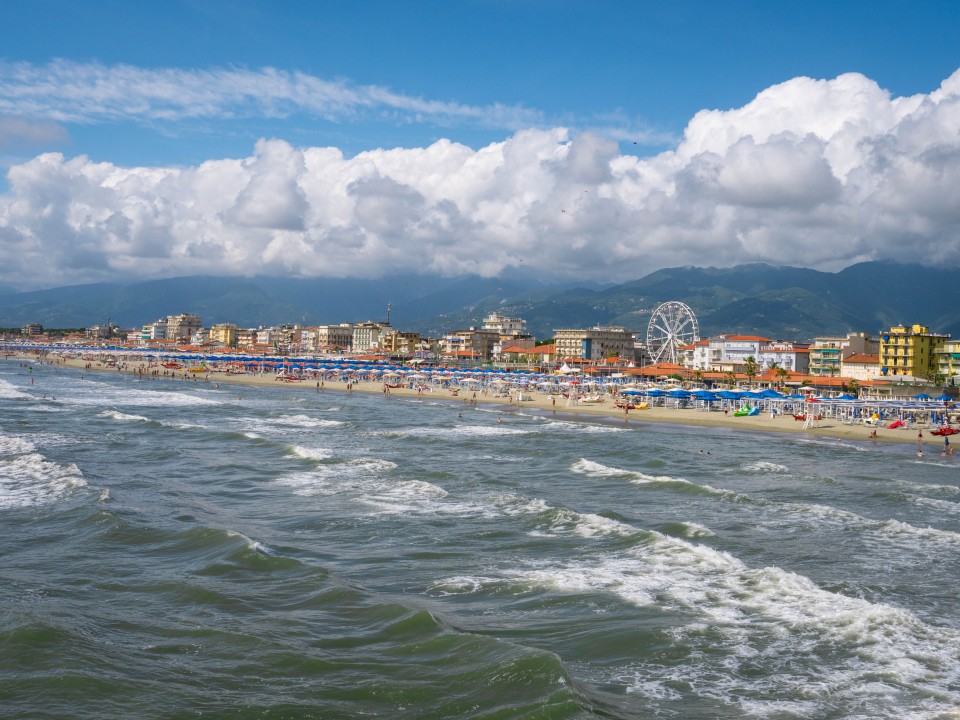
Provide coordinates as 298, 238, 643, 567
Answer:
917, 430, 924, 457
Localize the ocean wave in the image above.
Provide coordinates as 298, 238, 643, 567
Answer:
0, 433, 36, 455
98, 409, 150, 422
538, 420, 628, 434
399, 424, 535, 439
776, 501, 960, 548
529, 507, 639, 539
909, 495, 960, 514
274, 414, 345, 428
0, 450, 87, 509
514, 533, 960, 717
742, 460, 790, 474
70, 385, 222, 408
0, 378, 32, 400
572, 458, 747, 500
287, 445, 335, 462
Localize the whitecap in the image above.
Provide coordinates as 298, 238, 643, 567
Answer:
0, 434, 36, 455
98, 409, 150, 423
0, 451, 87, 509
401, 425, 534, 439
0, 378, 32, 400
572, 458, 745, 500
511, 532, 960, 716
539, 420, 628, 434
274, 414, 345, 428
287, 445, 335, 462
743, 460, 790, 473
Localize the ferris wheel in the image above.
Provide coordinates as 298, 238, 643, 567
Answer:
646, 301, 699, 365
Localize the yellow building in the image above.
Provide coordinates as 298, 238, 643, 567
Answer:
209, 323, 238, 346
879, 324, 949, 379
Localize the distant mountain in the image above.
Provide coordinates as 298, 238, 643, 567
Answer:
0, 261, 957, 342
0, 274, 545, 330
405, 261, 960, 340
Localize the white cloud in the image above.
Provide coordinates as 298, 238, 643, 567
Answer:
0, 60, 544, 131
2, 68, 960, 289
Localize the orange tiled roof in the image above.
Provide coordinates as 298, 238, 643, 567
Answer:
844, 353, 880, 364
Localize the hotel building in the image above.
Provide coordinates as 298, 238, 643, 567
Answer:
879, 324, 949, 379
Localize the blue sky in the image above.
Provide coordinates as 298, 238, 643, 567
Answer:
1, 0, 960, 289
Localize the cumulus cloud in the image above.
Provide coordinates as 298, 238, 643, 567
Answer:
2, 68, 960, 289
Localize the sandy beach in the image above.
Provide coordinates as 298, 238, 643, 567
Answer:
9, 350, 940, 450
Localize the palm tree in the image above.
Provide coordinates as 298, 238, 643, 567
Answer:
776, 366, 789, 390
725, 370, 737, 389
744, 356, 759, 388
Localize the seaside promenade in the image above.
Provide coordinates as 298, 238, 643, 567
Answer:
7, 347, 954, 449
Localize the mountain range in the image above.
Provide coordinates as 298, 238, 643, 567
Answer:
0, 261, 956, 342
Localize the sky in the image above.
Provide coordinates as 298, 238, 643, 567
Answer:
1, 0, 959, 291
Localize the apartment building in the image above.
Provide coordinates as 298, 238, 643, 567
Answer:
553, 327, 636, 362
382, 331, 422, 356
880, 324, 949, 379
352, 322, 391, 353
935, 340, 960, 385
209, 323, 238, 347
809, 332, 879, 376
166, 314, 202, 342
440, 329, 501, 361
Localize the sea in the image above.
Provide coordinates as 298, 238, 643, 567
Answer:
2, 358, 960, 720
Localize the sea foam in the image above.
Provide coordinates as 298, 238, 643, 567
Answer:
0, 431, 87, 509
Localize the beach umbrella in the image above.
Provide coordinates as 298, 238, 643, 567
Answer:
936, 394, 953, 401
834, 393, 857, 400
913, 393, 932, 400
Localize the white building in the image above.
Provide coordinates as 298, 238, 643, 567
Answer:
482, 312, 526, 335
841, 353, 881, 382
314, 324, 354, 353
352, 322, 391, 353
553, 327, 636, 362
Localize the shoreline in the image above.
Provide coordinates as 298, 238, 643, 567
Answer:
8, 351, 943, 451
